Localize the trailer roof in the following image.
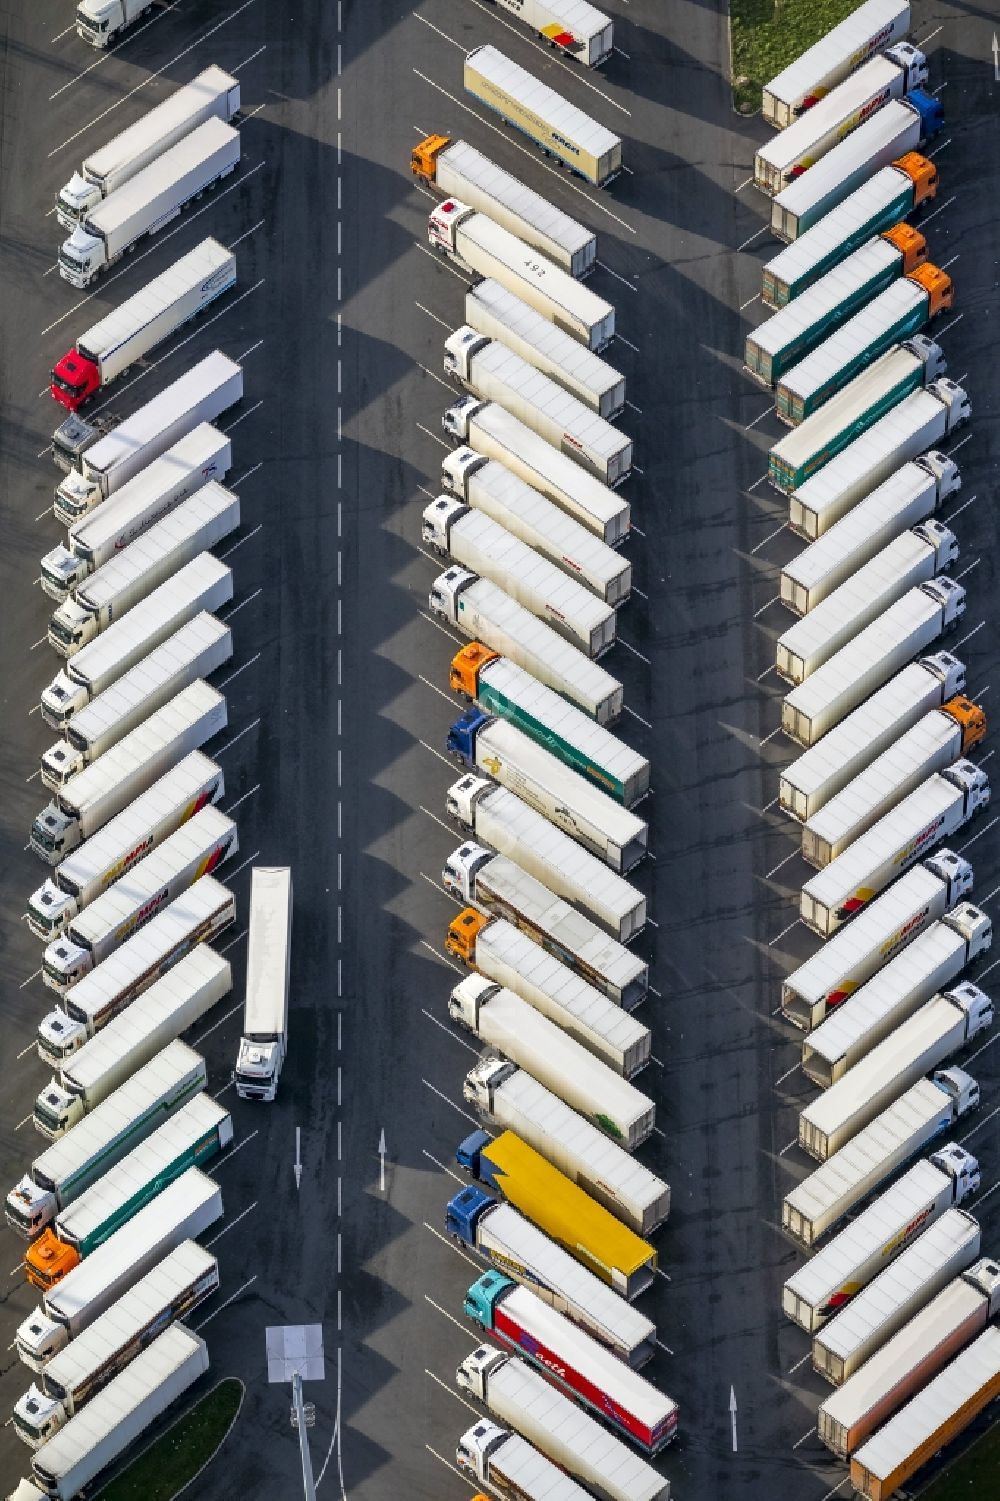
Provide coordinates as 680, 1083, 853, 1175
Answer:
784, 461, 932, 593
465, 45, 621, 158
84, 67, 237, 184
466, 341, 628, 465
469, 281, 621, 400
749, 238, 900, 359
445, 141, 594, 258
80, 239, 234, 363
77, 482, 236, 607
474, 404, 627, 531
758, 55, 904, 174
790, 386, 943, 511
772, 343, 917, 467
82, 351, 241, 481
455, 508, 613, 631
780, 281, 926, 403
764, 0, 909, 108
461, 212, 612, 327
764, 169, 912, 290
87, 119, 238, 239
71, 425, 230, 553
772, 101, 918, 218
244, 866, 292, 1035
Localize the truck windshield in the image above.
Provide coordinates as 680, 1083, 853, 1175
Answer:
32, 825, 59, 856
76, 11, 108, 32
33, 1099, 63, 1134
58, 249, 88, 276
51, 371, 86, 401
11, 1410, 40, 1442
48, 616, 78, 649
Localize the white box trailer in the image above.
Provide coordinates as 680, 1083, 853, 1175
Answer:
412, 136, 596, 276
451, 911, 649, 1075
441, 449, 630, 605
422, 499, 616, 657
41, 615, 233, 793
446, 778, 645, 938
803, 904, 993, 1087
782, 578, 966, 747
789, 381, 971, 539
782, 1068, 979, 1247
5, 1042, 206, 1240
41, 804, 237, 992
801, 703, 985, 867
59, 120, 240, 289
34, 947, 232, 1138
13, 1241, 219, 1450
26, 751, 225, 944
56, 67, 241, 230
15, 1167, 221, 1371
466, 282, 624, 417
40, 555, 233, 729
779, 654, 967, 821
30, 681, 228, 866
780, 453, 960, 613
801, 764, 990, 937
464, 46, 622, 183
814, 1209, 981, 1384
233, 866, 293, 1103
444, 400, 630, 545
782, 1145, 980, 1331
448, 975, 654, 1149
53, 351, 243, 522
456, 1421, 592, 1501
800, 987, 993, 1161
762, 0, 910, 127
755, 45, 927, 193
484, 0, 613, 67
445, 329, 632, 487
776, 523, 958, 685
42, 424, 232, 601
445, 850, 648, 1008
456, 1347, 669, 1501
818, 1257, 1000, 1458
36, 876, 236, 1067
429, 202, 614, 351
447, 718, 647, 873
429, 567, 621, 721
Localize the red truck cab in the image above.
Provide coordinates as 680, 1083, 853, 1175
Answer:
50, 349, 100, 411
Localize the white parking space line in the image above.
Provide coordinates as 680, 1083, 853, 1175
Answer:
423, 1077, 479, 1126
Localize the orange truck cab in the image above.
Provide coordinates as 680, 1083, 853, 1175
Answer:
892, 151, 939, 211
449, 642, 498, 699
944, 695, 987, 752
881, 221, 928, 276
906, 261, 955, 319
446, 907, 490, 967
25, 1230, 80, 1291
411, 133, 450, 183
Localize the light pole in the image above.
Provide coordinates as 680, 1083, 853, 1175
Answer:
266, 1322, 325, 1501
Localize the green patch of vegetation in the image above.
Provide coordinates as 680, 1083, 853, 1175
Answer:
917, 1416, 1000, 1501
730, 0, 862, 114
96, 1378, 243, 1501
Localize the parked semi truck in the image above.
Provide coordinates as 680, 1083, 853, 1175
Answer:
803, 906, 992, 1087
441, 449, 630, 603
444, 328, 632, 486
761, 156, 937, 308
52, 350, 242, 522
770, 336, 946, 491
465, 281, 624, 416
410, 135, 596, 276
48, 483, 239, 657
813, 1209, 981, 1386
24, 1094, 232, 1291
849, 1326, 1000, 1499
800, 763, 990, 936
464, 1272, 676, 1451
755, 45, 928, 193
430, 568, 621, 720
801, 701, 986, 867
447, 1187, 656, 1365
782, 1144, 980, 1330
449, 645, 648, 806
818, 1256, 1000, 1457
13, 1241, 218, 1449
456, 1346, 670, 1501
6, 1043, 206, 1240
479, 0, 613, 68
782, 579, 966, 747
234, 866, 292, 1102
779, 654, 967, 820
746, 226, 927, 385
14, 1167, 221, 1371
782, 1068, 979, 1247
30, 681, 227, 865
59, 121, 240, 288
50, 239, 236, 411
456, 1420, 592, 1501
429, 202, 614, 352
781, 851, 973, 1030
444, 849, 648, 1005
40, 615, 232, 794
41, 425, 232, 601
463, 46, 623, 186
36, 876, 235, 1067
449, 975, 654, 1147
761, 0, 910, 127
41, 804, 236, 991
776, 523, 958, 685
34, 947, 232, 1138
422, 499, 616, 656
780, 453, 959, 613
461, 1056, 670, 1233
56, 68, 240, 230
76, 0, 160, 48
446, 715, 647, 872
447, 908, 650, 1074
26, 751, 225, 942
788, 381, 971, 538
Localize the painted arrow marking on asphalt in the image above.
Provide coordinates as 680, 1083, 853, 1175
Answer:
293, 1126, 302, 1191
379, 1129, 387, 1193
730, 1386, 738, 1452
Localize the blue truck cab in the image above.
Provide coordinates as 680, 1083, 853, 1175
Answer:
446, 707, 490, 764
445, 1184, 494, 1245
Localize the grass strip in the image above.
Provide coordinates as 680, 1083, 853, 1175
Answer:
96, 1377, 243, 1501
730, 0, 862, 114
